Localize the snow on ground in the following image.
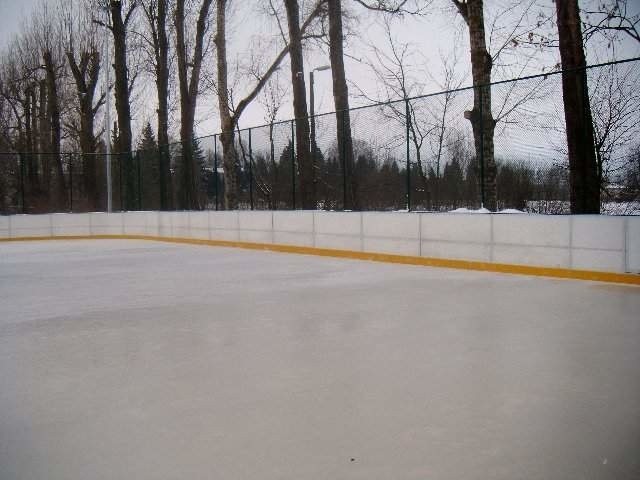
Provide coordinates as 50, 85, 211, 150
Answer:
450, 203, 640, 214
526, 200, 640, 215
449, 207, 493, 214
1, 240, 639, 480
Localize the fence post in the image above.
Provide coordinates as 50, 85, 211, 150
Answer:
137, 152, 142, 211
478, 85, 485, 209
291, 120, 296, 209
248, 128, 254, 210
342, 109, 347, 211
69, 155, 73, 212
405, 99, 411, 212
214, 134, 218, 211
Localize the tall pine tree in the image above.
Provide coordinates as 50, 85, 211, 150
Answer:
137, 122, 161, 209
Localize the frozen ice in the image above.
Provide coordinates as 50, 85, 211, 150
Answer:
1, 239, 639, 479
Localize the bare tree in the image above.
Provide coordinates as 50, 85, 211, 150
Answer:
326, 0, 358, 209
323, 0, 429, 210
357, 17, 467, 210
426, 51, 466, 209
139, 0, 172, 209
258, 72, 287, 209
0, 46, 30, 162
30, 1, 69, 208
63, 0, 105, 209
214, 0, 325, 209
450, 0, 497, 210
213, 0, 236, 208
8, 35, 41, 193
283, 0, 314, 208
555, 0, 600, 213
104, 0, 136, 156
174, 0, 214, 210
589, 63, 640, 201
449, 0, 548, 211
582, 0, 640, 44
95, 0, 138, 209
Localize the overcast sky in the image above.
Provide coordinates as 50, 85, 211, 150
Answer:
0, 0, 39, 47
1, 0, 638, 143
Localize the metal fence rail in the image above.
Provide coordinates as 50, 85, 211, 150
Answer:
1, 58, 639, 215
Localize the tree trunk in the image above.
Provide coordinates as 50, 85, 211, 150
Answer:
43, 49, 65, 209
38, 79, 50, 191
215, 0, 323, 209
284, 0, 313, 209
23, 87, 35, 191
453, 0, 497, 211
555, 0, 600, 213
175, 0, 196, 210
68, 48, 101, 210
155, 0, 172, 210
220, 123, 239, 210
175, 0, 213, 210
110, 0, 134, 210
327, 0, 357, 210
28, 87, 39, 190
215, 0, 239, 210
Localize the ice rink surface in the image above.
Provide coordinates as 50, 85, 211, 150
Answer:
1, 239, 639, 480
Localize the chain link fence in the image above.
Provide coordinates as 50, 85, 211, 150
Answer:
1, 58, 639, 215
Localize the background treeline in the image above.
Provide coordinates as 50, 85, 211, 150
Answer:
110, 123, 572, 213
1, 0, 639, 215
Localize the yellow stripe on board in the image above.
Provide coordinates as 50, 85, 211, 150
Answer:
2, 234, 640, 286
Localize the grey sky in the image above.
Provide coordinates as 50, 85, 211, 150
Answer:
0, 0, 638, 142
0, 0, 39, 47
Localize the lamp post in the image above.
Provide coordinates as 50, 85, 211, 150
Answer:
309, 65, 330, 206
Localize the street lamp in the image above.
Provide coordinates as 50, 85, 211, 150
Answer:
309, 65, 330, 206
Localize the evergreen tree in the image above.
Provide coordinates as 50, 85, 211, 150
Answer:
137, 123, 161, 209
464, 161, 479, 209
192, 136, 207, 207
176, 135, 206, 210
442, 158, 464, 209
110, 121, 127, 210
111, 122, 120, 154
355, 153, 376, 209
278, 140, 295, 208
137, 122, 157, 151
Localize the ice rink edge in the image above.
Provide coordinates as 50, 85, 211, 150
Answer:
1, 234, 639, 286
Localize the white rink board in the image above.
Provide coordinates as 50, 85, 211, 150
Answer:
1, 211, 639, 273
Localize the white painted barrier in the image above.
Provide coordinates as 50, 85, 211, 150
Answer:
273, 211, 314, 247
10, 214, 52, 238
90, 212, 124, 235
123, 211, 157, 237
628, 220, 640, 273
0, 215, 9, 238
1, 211, 639, 274
188, 211, 209, 240
362, 212, 420, 256
238, 211, 273, 244
314, 211, 362, 251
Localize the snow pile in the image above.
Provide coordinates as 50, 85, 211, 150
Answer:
526, 200, 640, 215
449, 207, 492, 214
449, 207, 524, 214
